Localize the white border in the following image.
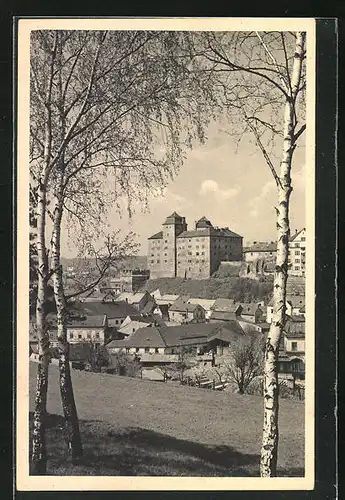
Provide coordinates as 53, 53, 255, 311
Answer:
16, 17, 316, 491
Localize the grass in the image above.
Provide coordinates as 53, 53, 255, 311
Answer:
29, 362, 304, 476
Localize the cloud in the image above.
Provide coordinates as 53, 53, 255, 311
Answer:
199, 179, 240, 200
249, 180, 276, 218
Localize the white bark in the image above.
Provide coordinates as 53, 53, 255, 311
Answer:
260, 32, 306, 477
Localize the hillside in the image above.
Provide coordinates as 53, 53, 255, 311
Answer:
61, 255, 148, 271
29, 362, 304, 476
141, 276, 273, 303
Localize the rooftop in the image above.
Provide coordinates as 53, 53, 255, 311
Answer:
290, 228, 305, 242
163, 212, 184, 225
70, 300, 139, 319
243, 242, 277, 253
148, 230, 163, 240
177, 227, 242, 239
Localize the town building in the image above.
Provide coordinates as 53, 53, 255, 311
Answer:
288, 228, 306, 276
105, 269, 150, 294
148, 212, 243, 279
168, 295, 206, 324
243, 241, 277, 263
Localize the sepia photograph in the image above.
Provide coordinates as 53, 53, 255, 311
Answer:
16, 17, 317, 491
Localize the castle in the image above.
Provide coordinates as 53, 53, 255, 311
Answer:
147, 212, 243, 279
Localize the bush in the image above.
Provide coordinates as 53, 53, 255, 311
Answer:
110, 351, 141, 378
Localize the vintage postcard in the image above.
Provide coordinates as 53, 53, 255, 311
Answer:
16, 17, 317, 492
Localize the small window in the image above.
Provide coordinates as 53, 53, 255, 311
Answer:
157, 260, 160, 263
291, 342, 298, 352
301, 237, 305, 241
295, 259, 300, 263
145, 347, 150, 353
136, 347, 139, 352
151, 260, 154, 263
87, 332, 91, 339
78, 334, 82, 339
295, 266, 300, 270
69, 333, 74, 339
133, 328, 135, 333
155, 348, 159, 353
96, 332, 100, 339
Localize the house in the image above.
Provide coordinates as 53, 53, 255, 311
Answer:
283, 316, 305, 356
187, 298, 216, 319
169, 295, 206, 324
116, 291, 154, 313
151, 289, 180, 307
118, 315, 156, 337
106, 321, 245, 364
209, 310, 239, 323
153, 303, 170, 321
62, 314, 108, 345
266, 295, 305, 323
288, 228, 306, 277
210, 298, 243, 316
239, 303, 265, 323
243, 241, 277, 263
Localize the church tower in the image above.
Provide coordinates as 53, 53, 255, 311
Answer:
162, 212, 187, 277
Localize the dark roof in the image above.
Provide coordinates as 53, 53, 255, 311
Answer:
240, 303, 261, 316
70, 301, 138, 319
290, 228, 305, 242
163, 212, 184, 225
177, 227, 242, 239
209, 310, 238, 321
284, 317, 305, 337
148, 230, 163, 240
141, 299, 156, 315
107, 326, 166, 349
286, 295, 305, 308
196, 216, 213, 229
45, 312, 106, 329
243, 242, 277, 253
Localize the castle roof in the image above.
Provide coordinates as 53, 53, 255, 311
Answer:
177, 227, 242, 239
163, 212, 184, 225
148, 231, 163, 240
196, 216, 213, 229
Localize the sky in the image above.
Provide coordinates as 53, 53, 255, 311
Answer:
61, 120, 305, 258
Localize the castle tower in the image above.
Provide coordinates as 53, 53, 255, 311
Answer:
162, 212, 187, 277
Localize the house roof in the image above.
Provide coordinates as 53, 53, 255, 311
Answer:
107, 326, 166, 349
209, 310, 238, 322
187, 298, 216, 310
163, 212, 184, 225
148, 231, 163, 240
240, 303, 261, 316
284, 317, 305, 337
243, 242, 277, 253
211, 298, 242, 313
169, 295, 204, 313
290, 228, 305, 242
116, 292, 148, 304
70, 300, 138, 319
286, 295, 305, 309
141, 299, 156, 315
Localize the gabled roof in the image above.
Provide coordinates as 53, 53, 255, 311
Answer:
169, 295, 204, 313
284, 316, 305, 337
290, 228, 305, 242
211, 298, 242, 313
187, 298, 216, 310
148, 231, 163, 240
116, 291, 148, 304
240, 303, 261, 316
209, 310, 238, 322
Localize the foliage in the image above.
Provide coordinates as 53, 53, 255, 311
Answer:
108, 351, 141, 378
84, 341, 110, 373
221, 333, 265, 394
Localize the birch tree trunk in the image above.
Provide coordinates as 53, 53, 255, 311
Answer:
31, 181, 50, 475
260, 32, 306, 477
51, 182, 83, 459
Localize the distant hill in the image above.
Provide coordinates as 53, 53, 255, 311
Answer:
141, 276, 273, 303
61, 255, 147, 272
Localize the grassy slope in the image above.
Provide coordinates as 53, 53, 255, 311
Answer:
142, 276, 273, 302
29, 362, 304, 476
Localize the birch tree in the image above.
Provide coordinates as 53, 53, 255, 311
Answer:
29, 29, 215, 469
189, 31, 306, 476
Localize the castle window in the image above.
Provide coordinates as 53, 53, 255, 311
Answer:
196, 252, 199, 256
164, 260, 167, 263
157, 260, 160, 263
151, 260, 154, 263
201, 252, 205, 255
165, 240, 168, 243
164, 253, 167, 256
196, 245, 199, 249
